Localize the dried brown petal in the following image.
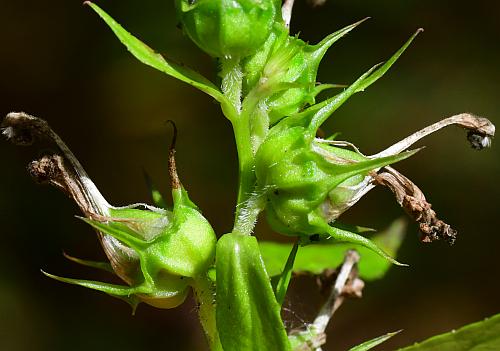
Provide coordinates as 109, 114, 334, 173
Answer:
3, 112, 140, 284
374, 113, 495, 158
374, 166, 457, 244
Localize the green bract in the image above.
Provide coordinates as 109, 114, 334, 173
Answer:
175, 0, 277, 58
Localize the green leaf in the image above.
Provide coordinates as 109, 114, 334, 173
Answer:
349, 330, 401, 351
311, 83, 347, 99
259, 218, 407, 280
85, 2, 229, 107
216, 233, 291, 351
42, 270, 144, 313
306, 17, 369, 76
274, 241, 299, 306
397, 313, 500, 351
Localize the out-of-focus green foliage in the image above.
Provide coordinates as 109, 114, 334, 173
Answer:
260, 218, 407, 280
398, 313, 500, 351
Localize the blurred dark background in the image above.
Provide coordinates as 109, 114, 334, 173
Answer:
1, 0, 499, 350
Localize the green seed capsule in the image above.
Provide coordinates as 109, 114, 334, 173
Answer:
253, 28, 426, 262
93, 185, 216, 308
175, 0, 277, 58
72, 133, 218, 309
23, 116, 218, 311
255, 113, 416, 263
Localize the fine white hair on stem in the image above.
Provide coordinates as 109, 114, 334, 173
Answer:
282, 0, 296, 28
233, 187, 267, 235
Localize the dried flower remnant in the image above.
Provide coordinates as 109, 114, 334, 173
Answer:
2, 112, 147, 284
318, 113, 494, 245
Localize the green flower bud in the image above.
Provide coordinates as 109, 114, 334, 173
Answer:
241, 19, 369, 126
175, 0, 277, 58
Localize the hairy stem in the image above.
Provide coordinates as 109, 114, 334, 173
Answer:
231, 114, 260, 234
219, 58, 261, 234
193, 274, 223, 351
232, 189, 266, 235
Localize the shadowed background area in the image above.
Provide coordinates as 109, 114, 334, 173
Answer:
0, 0, 499, 350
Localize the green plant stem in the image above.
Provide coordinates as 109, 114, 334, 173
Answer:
233, 189, 266, 235
220, 57, 242, 111
192, 274, 222, 351
219, 58, 261, 235
231, 115, 257, 225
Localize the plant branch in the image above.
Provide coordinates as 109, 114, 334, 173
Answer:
312, 250, 362, 334
232, 188, 267, 235
192, 274, 223, 351
289, 250, 364, 350
219, 59, 261, 234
